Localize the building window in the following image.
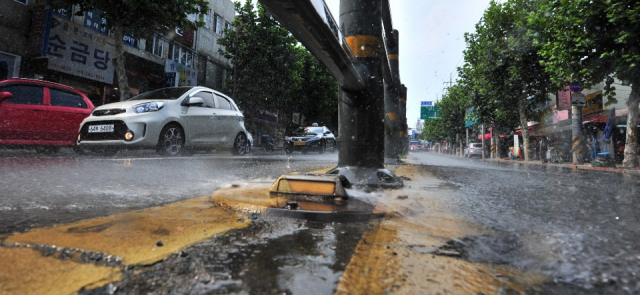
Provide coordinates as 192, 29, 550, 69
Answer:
214, 14, 224, 35
170, 43, 194, 68
145, 35, 168, 58
187, 5, 199, 22
225, 22, 233, 35
203, 12, 212, 29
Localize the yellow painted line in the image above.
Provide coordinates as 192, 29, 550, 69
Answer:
4, 197, 249, 266
0, 247, 120, 295
335, 165, 548, 294
387, 54, 399, 60
345, 35, 382, 58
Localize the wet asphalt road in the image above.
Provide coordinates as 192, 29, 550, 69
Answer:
2, 148, 640, 294
408, 151, 640, 294
0, 148, 338, 234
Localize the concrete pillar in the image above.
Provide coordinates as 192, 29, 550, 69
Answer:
384, 30, 401, 163
338, 0, 384, 168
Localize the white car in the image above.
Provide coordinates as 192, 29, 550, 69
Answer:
76, 86, 251, 156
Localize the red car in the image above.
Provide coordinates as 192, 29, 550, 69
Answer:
0, 78, 95, 153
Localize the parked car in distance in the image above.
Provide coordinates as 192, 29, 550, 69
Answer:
0, 78, 95, 153
284, 124, 337, 154
76, 86, 251, 156
464, 142, 485, 158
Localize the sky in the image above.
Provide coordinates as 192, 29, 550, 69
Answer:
323, 0, 493, 128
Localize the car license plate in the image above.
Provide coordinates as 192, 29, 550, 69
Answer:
88, 124, 114, 133
294, 142, 305, 146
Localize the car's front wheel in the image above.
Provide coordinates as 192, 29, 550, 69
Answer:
157, 124, 184, 156
232, 133, 248, 155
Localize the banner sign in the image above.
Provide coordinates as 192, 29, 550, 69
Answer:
164, 60, 197, 87
464, 107, 477, 127
46, 16, 115, 84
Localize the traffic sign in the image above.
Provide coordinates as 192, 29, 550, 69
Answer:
420, 105, 440, 120
569, 82, 584, 94
421, 101, 433, 106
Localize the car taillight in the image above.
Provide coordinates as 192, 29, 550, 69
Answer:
470, 147, 475, 150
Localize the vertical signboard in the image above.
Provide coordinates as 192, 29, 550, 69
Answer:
46, 16, 115, 84
557, 86, 572, 110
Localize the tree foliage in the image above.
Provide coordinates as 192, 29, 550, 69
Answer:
530, 0, 639, 167
421, 83, 471, 144
461, 0, 552, 161
218, 1, 338, 132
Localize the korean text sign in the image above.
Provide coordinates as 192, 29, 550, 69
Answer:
46, 16, 115, 84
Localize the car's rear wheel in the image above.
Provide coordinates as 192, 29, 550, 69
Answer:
157, 124, 184, 156
232, 133, 248, 155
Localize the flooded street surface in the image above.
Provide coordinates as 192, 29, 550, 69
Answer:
0, 149, 337, 234
2, 149, 640, 294
408, 152, 640, 294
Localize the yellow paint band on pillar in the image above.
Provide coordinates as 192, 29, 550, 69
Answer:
398, 98, 406, 103
386, 112, 399, 122
345, 35, 383, 58
572, 135, 582, 152
387, 54, 399, 60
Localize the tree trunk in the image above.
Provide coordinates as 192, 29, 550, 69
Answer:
112, 24, 130, 101
518, 95, 531, 161
622, 84, 639, 168
493, 125, 501, 159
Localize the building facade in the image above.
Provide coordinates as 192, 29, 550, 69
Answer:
0, 0, 235, 106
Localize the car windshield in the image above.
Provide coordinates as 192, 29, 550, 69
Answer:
302, 127, 324, 135
128, 87, 193, 101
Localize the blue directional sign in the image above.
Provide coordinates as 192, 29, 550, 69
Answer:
421, 101, 433, 106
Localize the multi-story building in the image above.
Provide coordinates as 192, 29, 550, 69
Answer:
0, 0, 234, 106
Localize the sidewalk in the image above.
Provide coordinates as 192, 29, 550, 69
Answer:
484, 155, 640, 176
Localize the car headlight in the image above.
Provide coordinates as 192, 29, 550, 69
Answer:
134, 102, 165, 113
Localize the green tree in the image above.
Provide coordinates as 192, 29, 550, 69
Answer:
50, 0, 209, 101
218, 1, 338, 132
530, 0, 639, 168
218, 1, 299, 132
462, 0, 551, 161
420, 83, 471, 153
295, 47, 339, 131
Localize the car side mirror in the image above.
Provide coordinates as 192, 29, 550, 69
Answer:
184, 96, 204, 107
0, 91, 13, 102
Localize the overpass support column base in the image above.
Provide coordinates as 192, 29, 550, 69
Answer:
328, 166, 403, 188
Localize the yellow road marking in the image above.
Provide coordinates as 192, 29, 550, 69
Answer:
4, 197, 248, 266
0, 247, 120, 295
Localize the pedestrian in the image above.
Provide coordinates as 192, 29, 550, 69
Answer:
539, 137, 547, 161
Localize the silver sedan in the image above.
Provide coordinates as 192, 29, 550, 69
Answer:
76, 86, 251, 156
